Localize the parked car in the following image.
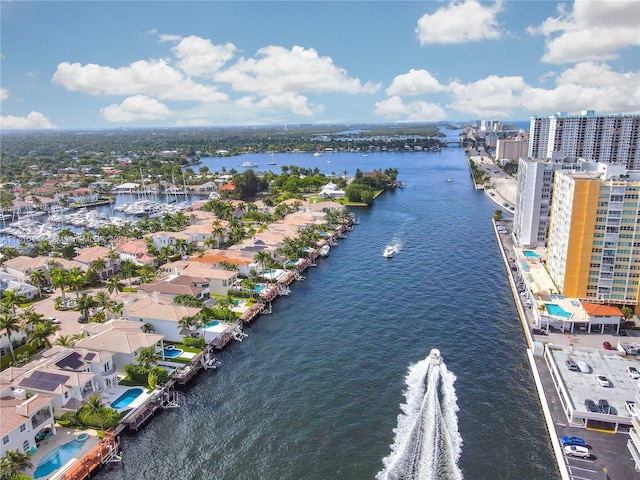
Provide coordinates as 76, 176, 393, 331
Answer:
598, 399, 611, 414
566, 360, 579, 371
77, 315, 87, 324
564, 445, 590, 458
602, 341, 616, 351
627, 366, 640, 379
577, 361, 591, 373
561, 436, 585, 447
596, 375, 611, 387
585, 399, 599, 412
531, 328, 547, 336
45, 317, 61, 324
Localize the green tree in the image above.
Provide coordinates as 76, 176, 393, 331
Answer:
29, 270, 47, 298
0, 449, 33, 479
27, 321, 58, 349
136, 346, 161, 368
0, 313, 20, 362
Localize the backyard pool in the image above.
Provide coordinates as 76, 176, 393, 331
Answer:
110, 388, 144, 410
163, 347, 183, 358
206, 320, 220, 328
545, 303, 572, 318
523, 250, 540, 258
33, 438, 87, 479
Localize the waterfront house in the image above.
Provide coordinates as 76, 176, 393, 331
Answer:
179, 264, 238, 296
0, 393, 55, 457
145, 231, 194, 251
304, 200, 345, 213
190, 181, 217, 195
122, 295, 201, 343
318, 182, 345, 198
138, 274, 209, 301
74, 246, 120, 279
2, 256, 86, 282
188, 250, 254, 276
114, 238, 155, 266
77, 319, 165, 375
54, 188, 99, 206
0, 346, 116, 416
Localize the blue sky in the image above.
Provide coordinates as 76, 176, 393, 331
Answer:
1, 1, 639, 129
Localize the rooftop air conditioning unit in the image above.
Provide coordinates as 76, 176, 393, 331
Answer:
12, 388, 27, 400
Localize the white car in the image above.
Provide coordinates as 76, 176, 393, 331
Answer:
627, 366, 640, 379
564, 445, 590, 458
596, 374, 611, 387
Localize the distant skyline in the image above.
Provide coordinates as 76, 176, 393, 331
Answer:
1, 1, 639, 129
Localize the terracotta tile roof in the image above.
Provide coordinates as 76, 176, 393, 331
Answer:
581, 302, 623, 317
77, 329, 164, 355
0, 394, 53, 436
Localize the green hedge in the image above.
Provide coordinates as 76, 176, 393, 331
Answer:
124, 364, 169, 385
183, 337, 205, 348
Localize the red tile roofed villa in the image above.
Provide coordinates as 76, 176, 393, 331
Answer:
189, 250, 254, 275
74, 246, 119, 279
581, 302, 624, 334
179, 264, 238, 295
0, 393, 55, 459
2, 256, 85, 281
218, 182, 235, 192
114, 238, 155, 266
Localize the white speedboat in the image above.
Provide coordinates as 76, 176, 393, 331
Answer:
241, 161, 258, 168
429, 348, 441, 365
383, 245, 395, 258
447, 177, 452, 182
319, 244, 330, 257
313, 152, 322, 157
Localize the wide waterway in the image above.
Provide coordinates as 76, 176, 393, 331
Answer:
96, 146, 559, 480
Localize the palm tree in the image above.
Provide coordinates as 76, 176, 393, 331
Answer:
1, 290, 27, 316
211, 220, 226, 248
105, 276, 124, 295
29, 270, 46, 297
27, 321, 58, 349
254, 250, 272, 275
0, 449, 33, 478
57, 227, 75, 243
178, 315, 197, 335
56, 334, 77, 347
19, 307, 44, 330
90, 258, 107, 279
136, 346, 161, 368
67, 267, 86, 299
84, 392, 107, 431
119, 259, 137, 290
76, 294, 97, 322
142, 322, 155, 333
0, 313, 20, 362
49, 267, 69, 302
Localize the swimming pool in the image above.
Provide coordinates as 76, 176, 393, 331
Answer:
254, 284, 264, 293
523, 250, 540, 258
163, 347, 183, 358
33, 438, 87, 479
545, 303, 572, 318
206, 320, 220, 328
110, 388, 144, 410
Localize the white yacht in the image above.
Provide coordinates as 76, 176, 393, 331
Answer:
313, 152, 322, 157
319, 245, 330, 257
429, 348, 441, 365
241, 161, 258, 168
383, 245, 395, 258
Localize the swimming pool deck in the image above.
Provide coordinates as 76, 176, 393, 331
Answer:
23, 427, 100, 480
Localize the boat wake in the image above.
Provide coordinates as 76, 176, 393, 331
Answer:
377, 352, 463, 480
383, 239, 402, 257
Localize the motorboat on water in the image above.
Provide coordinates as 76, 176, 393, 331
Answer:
313, 152, 322, 157
447, 177, 452, 182
267, 161, 276, 165
383, 245, 395, 258
319, 244, 330, 257
241, 161, 258, 168
430, 348, 441, 365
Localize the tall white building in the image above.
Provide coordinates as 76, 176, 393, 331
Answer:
529, 111, 640, 169
513, 157, 581, 248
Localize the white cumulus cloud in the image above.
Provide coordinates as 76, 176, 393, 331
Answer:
52, 59, 227, 102
0, 111, 56, 129
415, 0, 503, 45
215, 45, 381, 95
171, 35, 236, 78
101, 95, 172, 123
374, 96, 446, 122
386, 69, 444, 96
528, 0, 640, 64
447, 75, 527, 117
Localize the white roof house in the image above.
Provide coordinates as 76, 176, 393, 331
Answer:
319, 182, 345, 198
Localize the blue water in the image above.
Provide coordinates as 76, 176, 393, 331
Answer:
254, 285, 264, 293
34, 439, 86, 479
523, 250, 539, 258
110, 388, 144, 410
545, 303, 572, 318
163, 347, 183, 358
206, 320, 220, 328
96, 147, 558, 480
